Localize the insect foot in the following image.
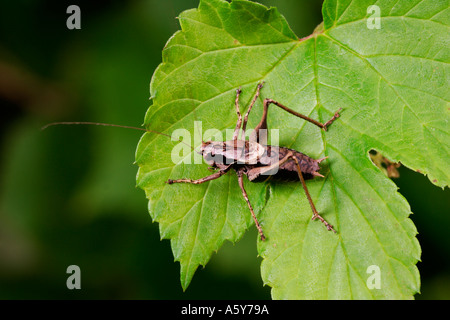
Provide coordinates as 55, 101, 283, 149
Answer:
312, 213, 336, 233
322, 108, 342, 131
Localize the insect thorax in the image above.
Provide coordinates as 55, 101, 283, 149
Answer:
202, 140, 265, 167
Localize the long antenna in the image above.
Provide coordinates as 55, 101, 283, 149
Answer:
41, 121, 195, 151
41, 121, 147, 132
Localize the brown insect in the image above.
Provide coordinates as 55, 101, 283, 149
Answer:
42, 82, 341, 241
166, 82, 341, 241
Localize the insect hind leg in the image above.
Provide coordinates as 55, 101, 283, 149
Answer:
261, 99, 342, 131
290, 156, 336, 233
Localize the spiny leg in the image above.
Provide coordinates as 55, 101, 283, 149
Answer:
237, 170, 266, 241
232, 87, 243, 141
166, 166, 231, 185
291, 156, 336, 233
240, 82, 264, 141
245, 150, 332, 232
260, 99, 342, 131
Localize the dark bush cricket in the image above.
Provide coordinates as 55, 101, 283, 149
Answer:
42, 82, 341, 241
166, 82, 341, 241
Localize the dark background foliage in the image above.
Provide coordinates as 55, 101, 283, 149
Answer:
0, 0, 448, 299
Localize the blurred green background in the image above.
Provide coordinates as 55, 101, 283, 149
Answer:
0, 0, 448, 299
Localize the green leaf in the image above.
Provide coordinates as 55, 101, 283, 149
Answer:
136, 0, 449, 298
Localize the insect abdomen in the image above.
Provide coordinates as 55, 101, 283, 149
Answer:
246, 146, 321, 182
281, 148, 320, 179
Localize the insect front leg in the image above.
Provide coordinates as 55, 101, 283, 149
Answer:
232, 87, 243, 141
166, 165, 231, 185
240, 82, 264, 141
